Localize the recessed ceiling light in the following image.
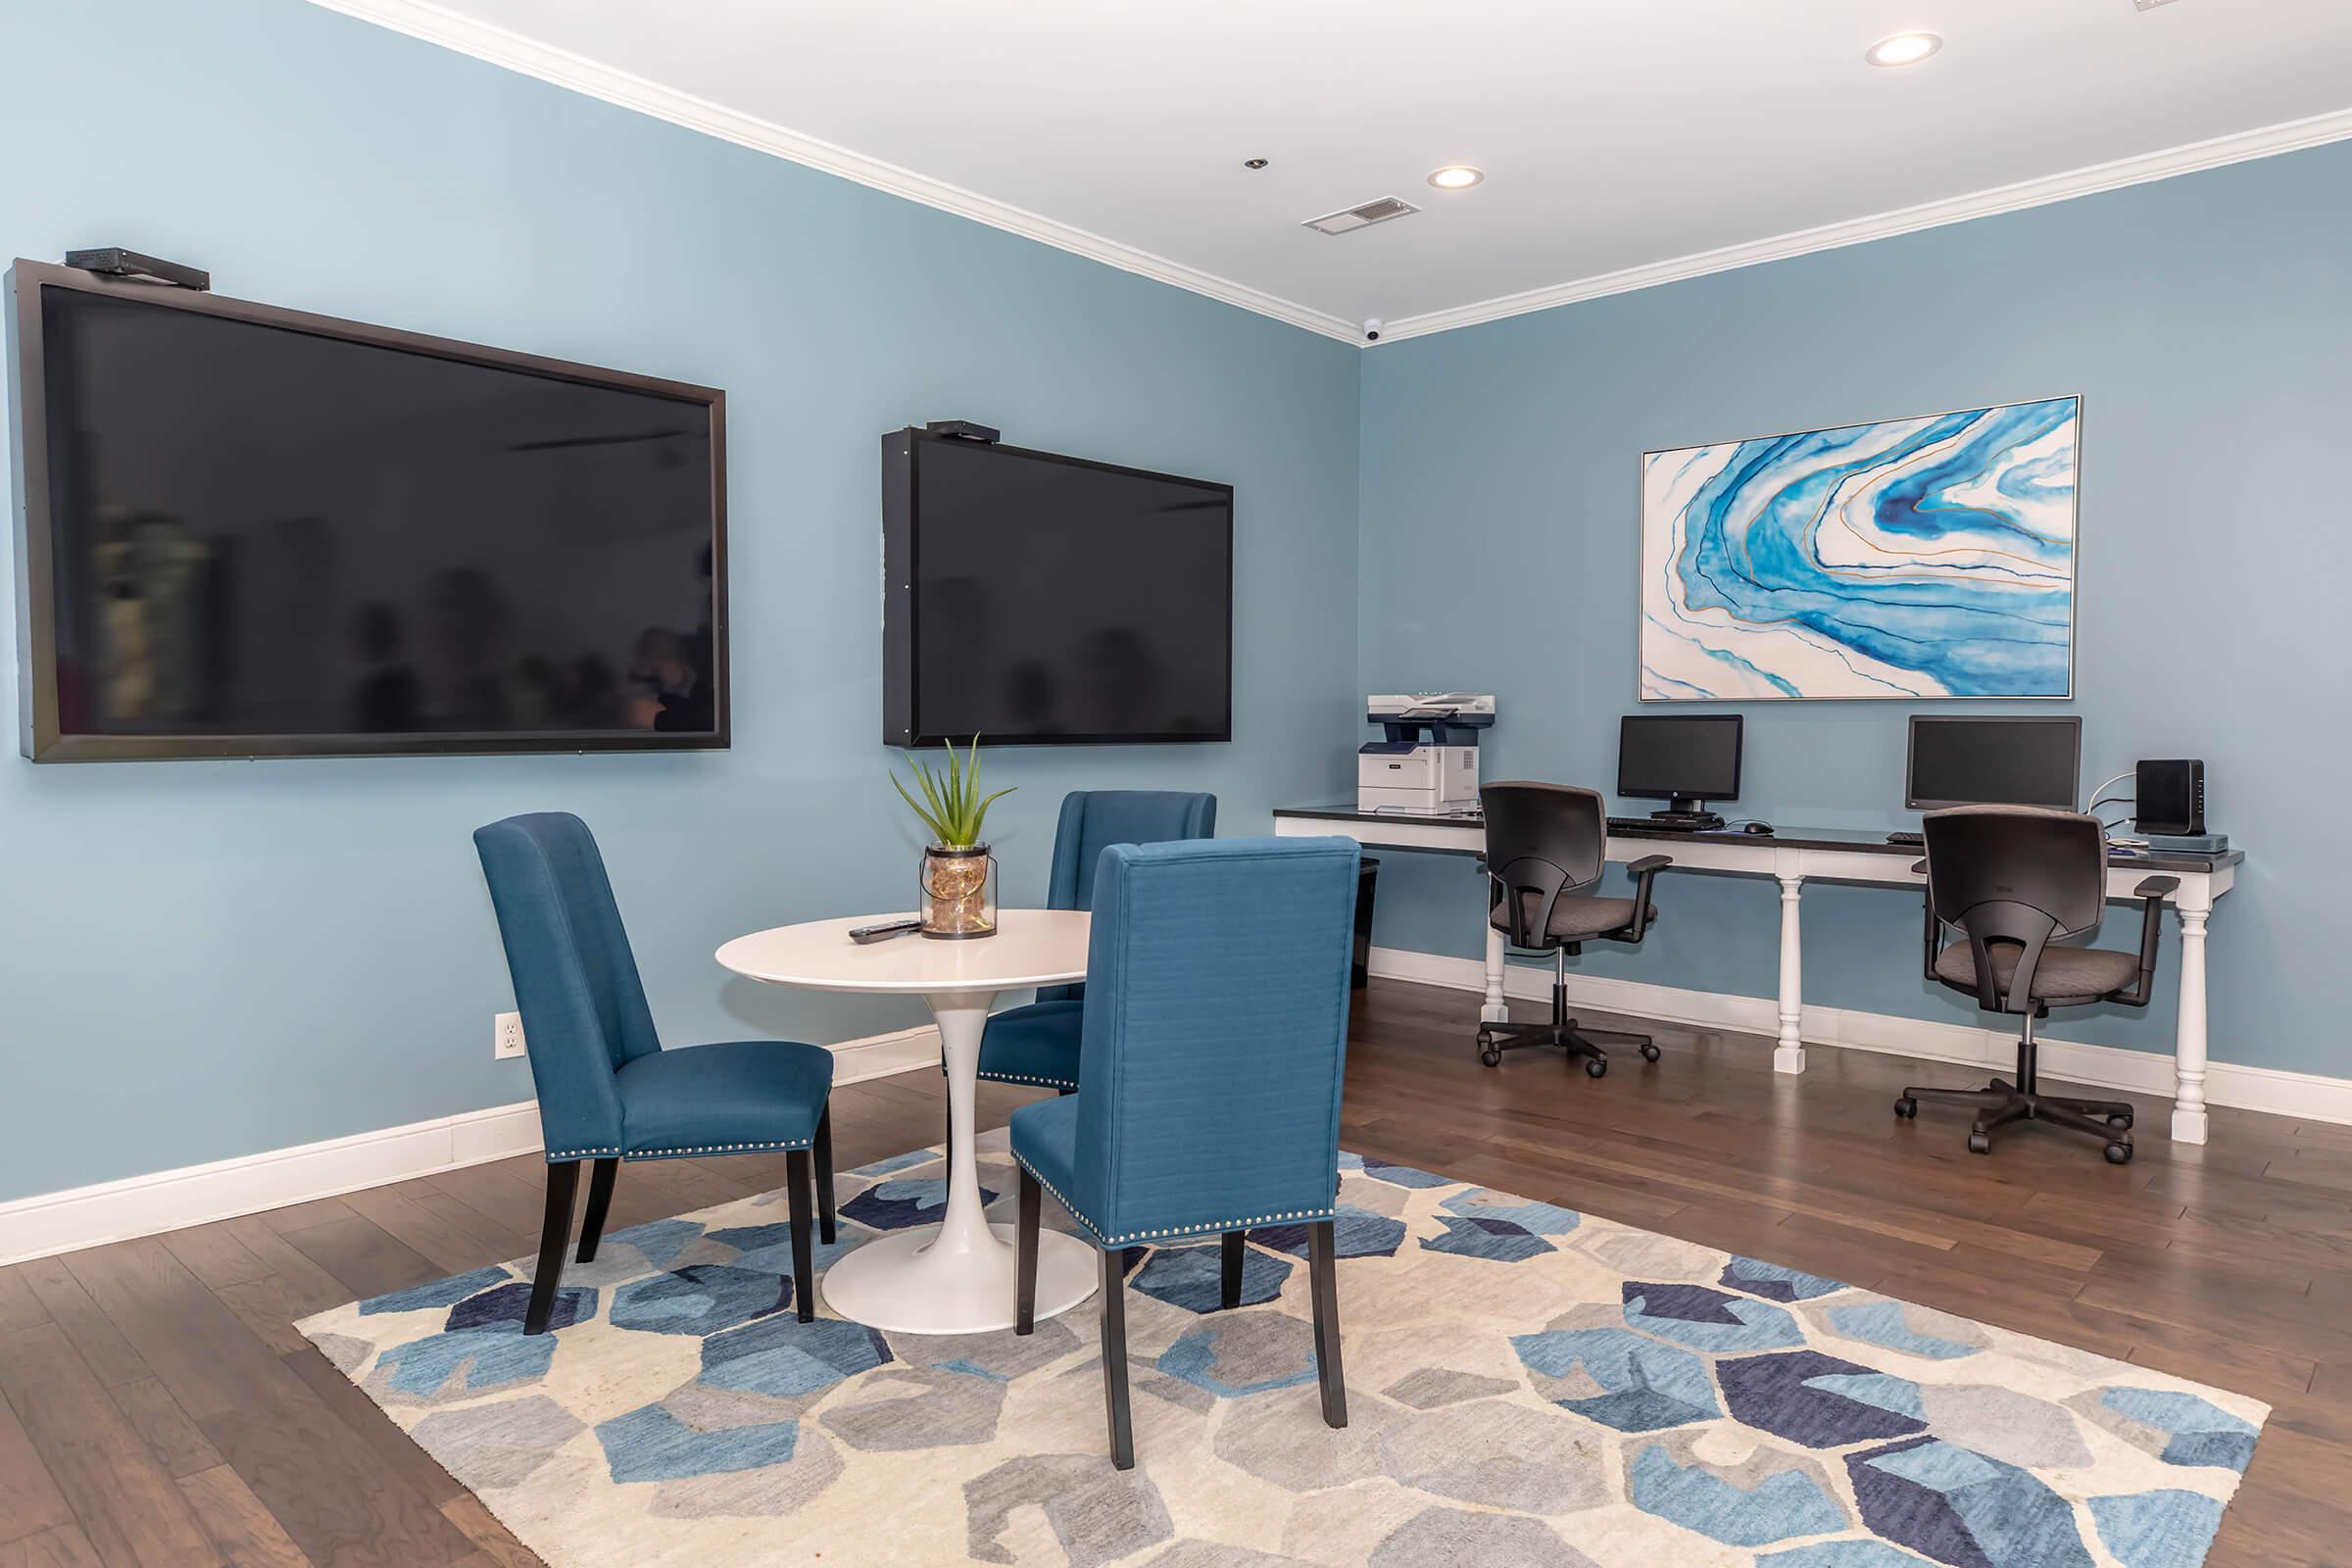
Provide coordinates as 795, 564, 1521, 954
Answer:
1427, 166, 1485, 190
1243, 158, 1269, 171
1866, 31, 1943, 67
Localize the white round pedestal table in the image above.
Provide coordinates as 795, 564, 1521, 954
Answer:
714, 909, 1097, 1335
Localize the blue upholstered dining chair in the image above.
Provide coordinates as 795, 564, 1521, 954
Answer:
474, 812, 836, 1335
1009, 835, 1359, 1469
971, 789, 1217, 1101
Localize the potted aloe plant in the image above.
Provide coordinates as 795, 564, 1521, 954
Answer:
891, 735, 1014, 938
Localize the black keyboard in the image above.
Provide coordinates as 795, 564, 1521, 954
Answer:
1607, 815, 1717, 834
1885, 831, 1924, 847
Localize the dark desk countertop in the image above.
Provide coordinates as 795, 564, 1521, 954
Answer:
1272, 804, 2243, 874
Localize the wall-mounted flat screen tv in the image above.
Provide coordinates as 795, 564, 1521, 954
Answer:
7, 259, 726, 760
881, 427, 1232, 746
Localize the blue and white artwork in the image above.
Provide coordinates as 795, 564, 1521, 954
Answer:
1640, 397, 2079, 701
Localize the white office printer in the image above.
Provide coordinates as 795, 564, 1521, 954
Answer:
1358, 694, 1494, 812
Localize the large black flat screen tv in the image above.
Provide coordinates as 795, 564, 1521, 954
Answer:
881, 427, 1232, 746
7, 260, 726, 760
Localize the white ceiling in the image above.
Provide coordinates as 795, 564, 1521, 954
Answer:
325, 0, 2352, 342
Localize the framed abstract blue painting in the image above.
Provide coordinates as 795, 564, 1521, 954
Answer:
1639, 396, 2080, 701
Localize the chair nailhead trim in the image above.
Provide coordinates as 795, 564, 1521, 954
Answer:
635, 1139, 812, 1156
978, 1071, 1081, 1089
549, 1139, 810, 1159
1011, 1155, 1334, 1248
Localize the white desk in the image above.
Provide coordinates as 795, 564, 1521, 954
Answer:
715, 908, 1100, 1333
1274, 807, 2240, 1145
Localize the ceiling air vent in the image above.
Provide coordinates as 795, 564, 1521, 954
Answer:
1302, 196, 1420, 236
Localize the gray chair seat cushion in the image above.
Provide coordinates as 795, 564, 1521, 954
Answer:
1490, 896, 1656, 942
1933, 942, 2139, 1000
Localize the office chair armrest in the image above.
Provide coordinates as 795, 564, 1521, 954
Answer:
2110, 875, 2180, 1007
1913, 861, 1948, 983
1623, 855, 1671, 942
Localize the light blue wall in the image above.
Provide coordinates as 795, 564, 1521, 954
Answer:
0, 0, 1360, 1200
1359, 139, 2351, 1075
9, 2, 2345, 1205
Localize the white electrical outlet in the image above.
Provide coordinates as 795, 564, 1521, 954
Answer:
494, 1011, 527, 1059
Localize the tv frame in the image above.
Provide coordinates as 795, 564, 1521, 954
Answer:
880, 426, 1235, 748
7, 258, 729, 762
1903, 713, 2082, 811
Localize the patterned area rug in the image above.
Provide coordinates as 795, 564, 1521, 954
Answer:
299, 1136, 2268, 1567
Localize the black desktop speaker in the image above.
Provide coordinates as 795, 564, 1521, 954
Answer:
2134, 759, 2205, 836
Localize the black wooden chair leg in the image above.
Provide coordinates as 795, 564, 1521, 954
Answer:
1308, 1218, 1348, 1429
1015, 1166, 1041, 1336
1101, 1249, 1134, 1469
526, 1160, 580, 1336
575, 1158, 618, 1263
814, 1107, 837, 1246
786, 1148, 816, 1323
1220, 1230, 1245, 1309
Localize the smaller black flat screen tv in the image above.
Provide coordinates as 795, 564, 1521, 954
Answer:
9, 260, 726, 760
882, 429, 1232, 745
1905, 715, 2081, 810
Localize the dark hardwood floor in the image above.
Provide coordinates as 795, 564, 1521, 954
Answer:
4, 976, 2348, 1567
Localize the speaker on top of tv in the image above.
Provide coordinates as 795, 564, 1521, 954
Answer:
2133, 759, 2206, 837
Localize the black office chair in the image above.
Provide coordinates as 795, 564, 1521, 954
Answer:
1895, 806, 2177, 1164
1477, 782, 1672, 1076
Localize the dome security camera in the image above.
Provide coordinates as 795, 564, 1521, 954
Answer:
1363, 318, 1383, 342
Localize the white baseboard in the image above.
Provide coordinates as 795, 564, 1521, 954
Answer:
0, 1102, 547, 1268
21, 963, 2338, 1267
829, 1024, 943, 1086
0, 1026, 946, 1267
1369, 946, 2352, 1128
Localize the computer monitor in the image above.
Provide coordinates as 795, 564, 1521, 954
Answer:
1619, 714, 1742, 819
1905, 715, 2082, 810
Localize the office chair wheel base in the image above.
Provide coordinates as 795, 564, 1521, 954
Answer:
1584, 1057, 1608, 1079
1479, 1045, 1502, 1067
2104, 1139, 2134, 1165
1892, 1096, 1919, 1119
1639, 1042, 1661, 1062
2106, 1112, 2133, 1130
1966, 1129, 1992, 1155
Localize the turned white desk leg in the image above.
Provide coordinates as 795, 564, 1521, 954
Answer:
1774, 873, 1806, 1074
2173, 904, 2212, 1146
1482, 926, 1510, 1024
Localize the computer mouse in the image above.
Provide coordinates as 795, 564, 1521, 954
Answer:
1742, 821, 1774, 835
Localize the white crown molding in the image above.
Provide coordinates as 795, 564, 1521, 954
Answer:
1368, 945, 2352, 1129
299, 0, 1362, 344
302, 6, 2352, 348
1374, 104, 2352, 344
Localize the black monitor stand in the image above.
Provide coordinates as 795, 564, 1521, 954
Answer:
1650, 797, 1726, 831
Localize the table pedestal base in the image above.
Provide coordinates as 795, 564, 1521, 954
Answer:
821, 1222, 1097, 1334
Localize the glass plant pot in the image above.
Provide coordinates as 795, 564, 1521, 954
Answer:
920, 844, 998, 939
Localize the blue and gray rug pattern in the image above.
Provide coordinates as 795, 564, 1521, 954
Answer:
300, 1141, 2267, 1567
